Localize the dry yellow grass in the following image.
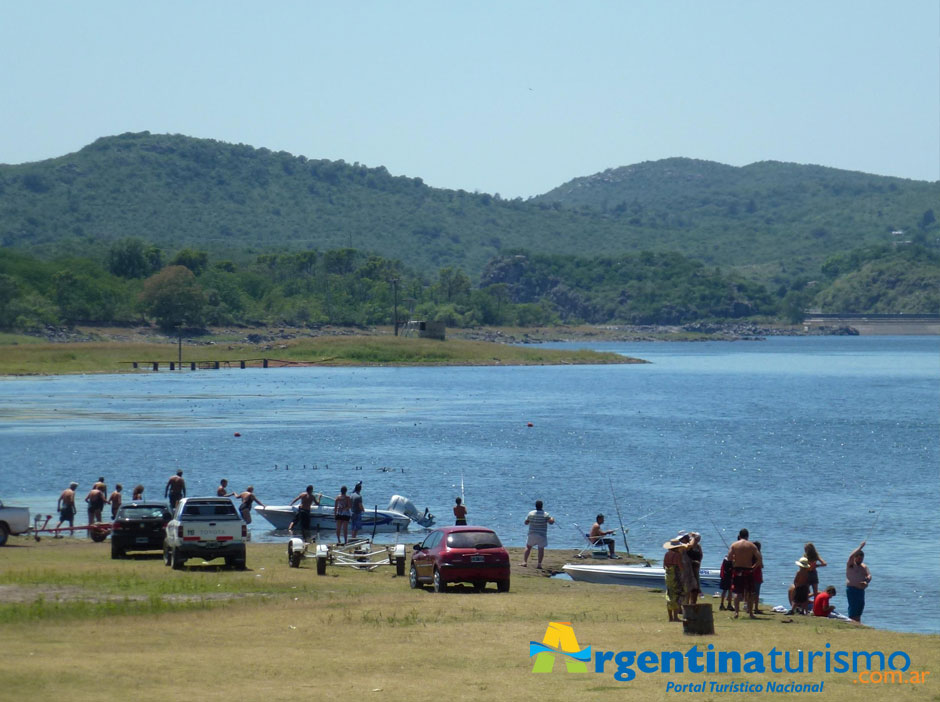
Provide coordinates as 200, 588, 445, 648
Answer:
0, 539, 936, 701
0, 334, 641, 375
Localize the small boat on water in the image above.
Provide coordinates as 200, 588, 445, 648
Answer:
562, 563, 722, 590
256, 494, 435, 533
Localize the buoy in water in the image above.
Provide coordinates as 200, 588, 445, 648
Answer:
527, 422, 534, 427
234, 432, 241, 437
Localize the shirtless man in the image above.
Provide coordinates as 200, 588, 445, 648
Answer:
845, 541, 872, 623
165, 470, 186, 510
107, 484, 123, 520
216, 479, 235, 497
727, 528, 762, 619
55, 482, 78, 536
235, 486, 265, 525
85, 484, 107, 525
589, 514, 619, 558
93, 476, 107, 495
289, 485, 320, 539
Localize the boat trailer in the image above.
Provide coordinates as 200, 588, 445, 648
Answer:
287, 536, 406, 576
29, 513, 111, 542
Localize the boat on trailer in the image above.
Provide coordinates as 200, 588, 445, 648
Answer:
256, 494, 434, 533
562, 563, 722, 591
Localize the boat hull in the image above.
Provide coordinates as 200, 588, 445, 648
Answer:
562, 564, 722, 590
255, 505, 412, 533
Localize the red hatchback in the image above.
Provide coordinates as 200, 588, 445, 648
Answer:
410, 526, 510, 593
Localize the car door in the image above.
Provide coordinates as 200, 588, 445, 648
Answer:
415, 531, 441, 581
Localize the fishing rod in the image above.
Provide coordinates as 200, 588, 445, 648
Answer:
625, 502, 677, 527
708, 514, 730, 551
608, 476, 631, 555
864, 509, 881, 543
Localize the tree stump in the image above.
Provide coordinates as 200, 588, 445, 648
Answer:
682, 603, 715, 635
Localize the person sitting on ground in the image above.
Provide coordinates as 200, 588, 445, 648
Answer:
813, 585, 837, 617
453, 497, 467, 526
589, 514, 619, 558
788, 557, 813, 614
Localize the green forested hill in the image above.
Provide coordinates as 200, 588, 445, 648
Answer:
2, 132, 937, 286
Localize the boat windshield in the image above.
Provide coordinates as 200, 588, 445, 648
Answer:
446, 531, 502, 549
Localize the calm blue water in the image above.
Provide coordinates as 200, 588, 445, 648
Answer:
1, 336, 937, 634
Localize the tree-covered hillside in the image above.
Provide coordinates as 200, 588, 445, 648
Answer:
2, 133, 937, 288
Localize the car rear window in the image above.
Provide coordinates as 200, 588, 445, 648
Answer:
119, 507, 169, 520
446, 531, 502, 549
182, 503, 239, 517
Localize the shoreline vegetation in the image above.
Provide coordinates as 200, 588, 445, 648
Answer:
0, 321, 832, 376
0, 539, 936, 700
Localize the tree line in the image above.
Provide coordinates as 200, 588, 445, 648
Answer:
1, 238, 936, 334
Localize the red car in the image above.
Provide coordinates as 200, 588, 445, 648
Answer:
409, 526, 510, 593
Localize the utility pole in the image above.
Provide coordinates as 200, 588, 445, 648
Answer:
392, 278, 400, 336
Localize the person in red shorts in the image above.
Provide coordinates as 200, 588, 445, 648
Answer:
727, 528, 762, 619
813, 585, 837, 617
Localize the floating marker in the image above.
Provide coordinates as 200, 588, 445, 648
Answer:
527, 422, 534, 427
234, 432, 241, 437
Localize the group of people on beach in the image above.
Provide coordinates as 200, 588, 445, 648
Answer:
55, 477, 140, 535
286, 481, 365, 545
663, 527, 872, 624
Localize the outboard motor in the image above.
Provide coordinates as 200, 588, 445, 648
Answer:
387, 495, 436, 527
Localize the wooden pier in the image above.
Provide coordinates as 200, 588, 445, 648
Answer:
120, 358, 334, 371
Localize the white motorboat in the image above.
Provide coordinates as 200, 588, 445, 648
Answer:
562, 563, 723, 591
256, 494, 434, 533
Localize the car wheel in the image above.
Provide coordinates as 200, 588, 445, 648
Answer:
89, 524, 109, 543
497, 579, 510, 593
409, 563, 420, 589
0, 523, 9, 547
170, 547, 184, 570
432, 568, 447, 593
111, 544, 124, 559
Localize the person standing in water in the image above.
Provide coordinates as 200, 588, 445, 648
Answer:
334, 485, 352, 544
236, 486, 265, 524
845, 541, 872, 623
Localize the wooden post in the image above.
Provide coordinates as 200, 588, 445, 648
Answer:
682, 604, 715, 635
152, 362, 159, 371
170, 362, 175, 371
263, 359, 268, 368
190, 362, 196, 371
240, 360, 246, 369
132, 362, 138, 369
213, 361, 220, 369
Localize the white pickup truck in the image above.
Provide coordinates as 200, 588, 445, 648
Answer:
163, 497, 247, 569
0, 500, 30, 546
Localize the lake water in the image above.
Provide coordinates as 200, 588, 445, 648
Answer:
1, 335, 937, 634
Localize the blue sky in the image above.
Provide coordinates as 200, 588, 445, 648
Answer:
2, 1, 937, 197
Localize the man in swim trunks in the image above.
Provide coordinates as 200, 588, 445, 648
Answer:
165, 470, 186, 511
85, 484, 107, 526
56, 482, 78, 536
290, 485, 319, 539
107, 484, 123, 520
217, 479, 235, 497
349, 482, 364, 539
727, 528, 762, 619
334, 485, 352, 544
235, 486, 265, 525
845, 541, 872, 623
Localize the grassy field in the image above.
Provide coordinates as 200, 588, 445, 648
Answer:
0, 333, 642, 375
0, 539, 936, 701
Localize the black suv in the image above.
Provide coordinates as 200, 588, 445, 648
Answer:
111, 503, 172, 559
